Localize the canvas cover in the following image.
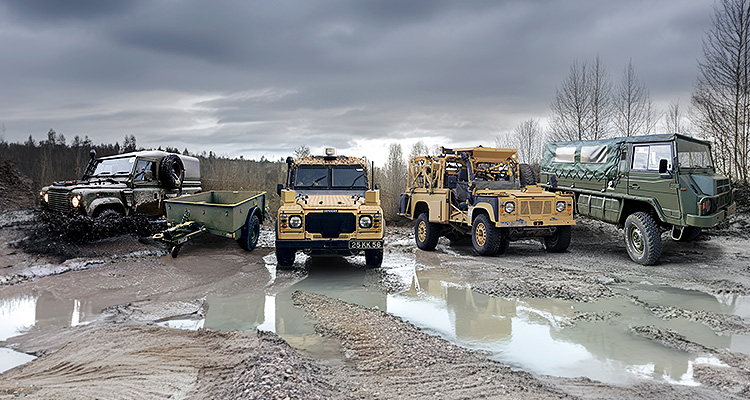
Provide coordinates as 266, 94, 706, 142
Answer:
541, 134, 677, 181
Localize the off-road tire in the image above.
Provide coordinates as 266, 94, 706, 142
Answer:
544, 225, 572, 253
496, 237, 510, 255
160, 154, 185, 189
276, 248, 296, 269
238, 214, 261, 251
472, 214, 501, 256
365, 249, 383, 268
415, 213, 440, 251
519, 163, 537, 187
624, 212, 662, 265
676, 226, 702, 242
95, 208, 122, 219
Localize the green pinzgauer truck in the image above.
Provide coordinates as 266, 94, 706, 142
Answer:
540, 134, 736, 265
398, 146, 576, 256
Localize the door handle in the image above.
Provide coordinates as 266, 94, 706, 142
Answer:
629, 184, 640, 189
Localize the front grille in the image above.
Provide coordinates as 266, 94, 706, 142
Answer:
520, 200, 551, 215
48, 190, 71, 212
717, 178, 731, 194
305, 213, 356, 238
716, 191, 732, 209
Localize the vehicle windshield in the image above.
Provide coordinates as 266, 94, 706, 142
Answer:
332, 167, 367, 189
677, 139, 713, 169
293, 165, 368, 189
92, 157, 136, 177
294, 167, 329, 188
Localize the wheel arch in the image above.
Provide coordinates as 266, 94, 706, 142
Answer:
413, 201, 429, 218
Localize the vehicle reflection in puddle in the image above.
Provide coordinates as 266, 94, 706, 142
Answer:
192, 254, 749, 385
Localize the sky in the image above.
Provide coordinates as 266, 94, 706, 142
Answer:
0, 0, 714, 165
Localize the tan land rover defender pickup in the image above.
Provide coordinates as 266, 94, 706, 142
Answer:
398, 146, 575, 255
275, 147, 384, 268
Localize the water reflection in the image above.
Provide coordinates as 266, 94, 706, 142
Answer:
197, 258, 750, 385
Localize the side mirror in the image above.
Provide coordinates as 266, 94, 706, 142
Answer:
277, 183, 283, 196
374, 184, 381, 190
658, 159, 669, 174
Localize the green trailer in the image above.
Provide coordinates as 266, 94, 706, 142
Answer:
153, 190, 266, 257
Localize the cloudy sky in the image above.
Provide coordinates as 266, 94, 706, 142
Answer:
0, 0, 713, 165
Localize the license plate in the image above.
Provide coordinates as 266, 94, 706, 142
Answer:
349, 240, 383, 249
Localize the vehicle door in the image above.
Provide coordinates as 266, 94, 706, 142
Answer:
132, 158, 161, 216
628, 142, 681, 223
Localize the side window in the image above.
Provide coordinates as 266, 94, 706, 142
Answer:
133, 160, 155, 182
554, 146, 577, 163
632, 144, 672, 171
580, 145, 607, 163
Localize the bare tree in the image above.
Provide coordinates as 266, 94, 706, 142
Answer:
692, 0, 750, 182
663, 100, 690, 135
549, 55, 613, 141
408, 140, 430, 160
514, 119, 543, 164
294, 145, 311, 158
588, 54, 613, 140
494, 131, 512, 148
382, 143, 407, 220
614, 60, 657, 137
549, 59, 590, 141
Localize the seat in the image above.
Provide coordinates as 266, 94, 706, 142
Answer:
453, 169, 470, 211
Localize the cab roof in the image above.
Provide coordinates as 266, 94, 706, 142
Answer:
447, 147, 518, 162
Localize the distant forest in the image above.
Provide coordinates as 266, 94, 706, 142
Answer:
0, 130, 288, 218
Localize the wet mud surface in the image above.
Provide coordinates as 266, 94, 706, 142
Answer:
1, 210, 750, 399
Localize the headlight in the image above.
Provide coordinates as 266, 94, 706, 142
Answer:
288, 215, 302, 228
359, 215, 373, 228
556, 201, 566, 212
504, 202, 515, 213
700, 198, 712, 215
70, 194, 82, 208
40, 191, 48, 203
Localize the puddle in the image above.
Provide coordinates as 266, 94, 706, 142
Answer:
0, 292, 97, 373
181, 254, 750, 386
3, 253, 749, 385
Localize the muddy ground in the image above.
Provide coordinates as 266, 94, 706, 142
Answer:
1, 209, 750, 399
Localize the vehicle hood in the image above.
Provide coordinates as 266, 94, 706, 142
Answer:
297, 193, 366, 208
687, 172, 731, 196
43, 179, 129, 192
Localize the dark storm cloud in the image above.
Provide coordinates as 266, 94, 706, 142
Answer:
0, 0, 714, 163
1, 0, 137, 21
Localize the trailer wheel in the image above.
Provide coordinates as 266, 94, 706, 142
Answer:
170, 245, 182, 258
624, 212, 662, 265
415, 213, 439, 251
276, 248, 296, 269
519, 163, 537, 187
238, 214, 261, 251
544, 226, 572, 253
365, 249, 383, 268
472, 214, 501, 256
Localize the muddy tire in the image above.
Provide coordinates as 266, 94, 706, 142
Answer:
160, 154, 184, 189
276, 248, 296, 268
365, 249, 383, 268
624, 212, 662, 265
519, 163, 537, 187
95, 208, 122, 219
676, 226, 702, 242
415, 213, 439, 251
496, 237, 510, 255
472, 214, 500, 256
544, 225, 572, 253
238, 214, 260, 251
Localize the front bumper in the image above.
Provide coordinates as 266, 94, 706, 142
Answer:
275, 239, 384, 254
686, 202, 736, 227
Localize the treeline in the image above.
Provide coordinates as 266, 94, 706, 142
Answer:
0, 130, 289, 219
